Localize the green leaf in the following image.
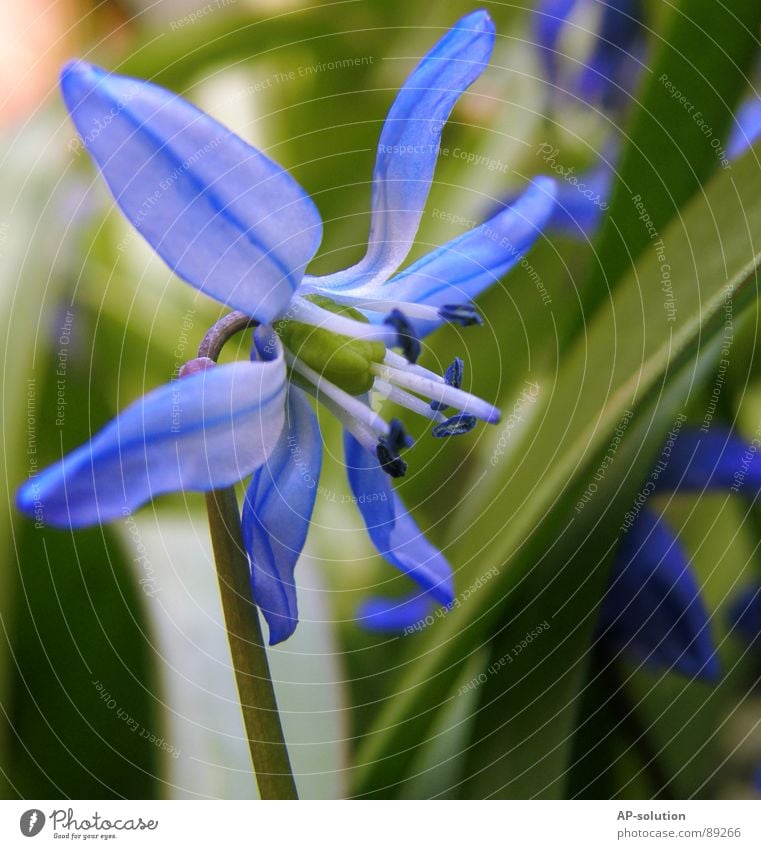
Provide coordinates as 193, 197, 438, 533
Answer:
350, 141, 761, 797
582, 0, 761, 317
3, 307, 162, 798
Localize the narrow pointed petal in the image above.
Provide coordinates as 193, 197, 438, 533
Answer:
16, 359, 286, 527
357, 592, 434, 632
241, 388, 322, 645
654, 427, 761, 495
546, 164, 612, 237
343, 431, 453, 604
599, 509, 720, 681
314, 10, 495, 290
728, 97, 761, 161
60, 61, 323, 323
351, 177, 555, 336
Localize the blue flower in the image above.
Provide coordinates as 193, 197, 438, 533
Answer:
597, 425, 761, 681
534, 0, 647, 111
16, 10, 557, 645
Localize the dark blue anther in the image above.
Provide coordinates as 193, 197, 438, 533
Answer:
376, 440, 408, 477
384, 308, 420, 363
432, 413, 477, 437
439, 304, 483, 327
431, 357, 464, 411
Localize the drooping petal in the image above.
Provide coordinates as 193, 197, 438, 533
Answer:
357, 592, 435, 632
241, 387, 322, 645
727, 585, 761, 645
343, 431, 454, 605
312, 10, 495, 290
16, 358, 286, 528
598, 508, 720, 681
545, 162, 612, 237
60, 60, 323, 323
727, 97, 761, 161
341, 177, 556, 336
654, 427, 761, 495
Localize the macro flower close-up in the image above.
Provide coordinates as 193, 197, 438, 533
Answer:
3, 0, 761, 827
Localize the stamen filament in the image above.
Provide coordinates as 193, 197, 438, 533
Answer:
289, 296, 395, 344
285, 351, 389, 436
374, 379, 447, 423
320, 293, 443, 322
371, 362, 501, 423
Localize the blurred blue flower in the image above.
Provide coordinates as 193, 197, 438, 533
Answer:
598, 425, 761, 681
534, 0, 647, 111
16, 10, 558, 644
728, 585, 761, 645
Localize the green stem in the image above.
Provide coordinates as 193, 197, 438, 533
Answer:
198, 310, 297, 799
205, 488, 298, 799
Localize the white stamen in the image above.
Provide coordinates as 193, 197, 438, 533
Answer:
286, 351, 389, 437
289, 296, 395, 344
373, 379, 447, 423
371, 362, 501, 423
384, 350, 445, 383
319, 292, 443, 322
303, 387, 380, 456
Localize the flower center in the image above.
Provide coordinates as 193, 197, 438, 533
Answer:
275, 295, 386, 396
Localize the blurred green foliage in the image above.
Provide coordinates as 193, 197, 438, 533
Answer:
3, 0, 761, 801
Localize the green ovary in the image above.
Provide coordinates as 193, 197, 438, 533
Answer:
276, 295, 386, 396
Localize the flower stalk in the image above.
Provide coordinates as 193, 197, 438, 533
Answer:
200, 314, 297, 800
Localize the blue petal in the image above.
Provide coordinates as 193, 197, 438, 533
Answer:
533, 0, 579, 86
241, 388, 322, 645
599, 508, 720, 681
357, 592, 435, 633
343, 431, 453, 605
361, 177, 556, 336
577, 0, 647, 109
653, 426, 761, 495
60, 60, 323, 323
16, 359, 286, 527
546, 162, 612, 237
728, 97, 761, 161
727, 585, 761, 645
312, 10, 495, 290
